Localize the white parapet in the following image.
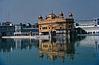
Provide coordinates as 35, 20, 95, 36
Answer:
2, 35, 50, 40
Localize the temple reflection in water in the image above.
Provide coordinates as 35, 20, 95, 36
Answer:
0, 35, 86, 62
0, 36, 99, 65
38, 35, 86, 62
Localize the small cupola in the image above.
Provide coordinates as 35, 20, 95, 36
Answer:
38, 15, 43, 20
68, 12, 73, 18
59, 11, 64, 17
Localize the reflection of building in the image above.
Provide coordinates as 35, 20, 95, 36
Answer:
0, 39, 39, 52
38, 12, 74, 35
39, 37, 75, 61
0, 39, 15, 52
14, 39, 38, 50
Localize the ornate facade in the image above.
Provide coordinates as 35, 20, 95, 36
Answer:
38, 12, 74, 35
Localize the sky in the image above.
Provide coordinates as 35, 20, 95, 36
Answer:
0, 0, 99, 24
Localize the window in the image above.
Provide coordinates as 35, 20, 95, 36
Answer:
42, 27, 47, 29
60, 27, 62, 29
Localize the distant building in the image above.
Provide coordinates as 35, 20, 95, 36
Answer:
75, 19, 99, 34
14, 23, 38, 36
14, 24, 22, 35
38, 12, 75, 35
0, 22, 15, 36
97, 18, 99, 25
76, 25, 99, 34
2, 22, 13, 26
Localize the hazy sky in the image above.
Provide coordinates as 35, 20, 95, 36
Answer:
0, 0, 99, 23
